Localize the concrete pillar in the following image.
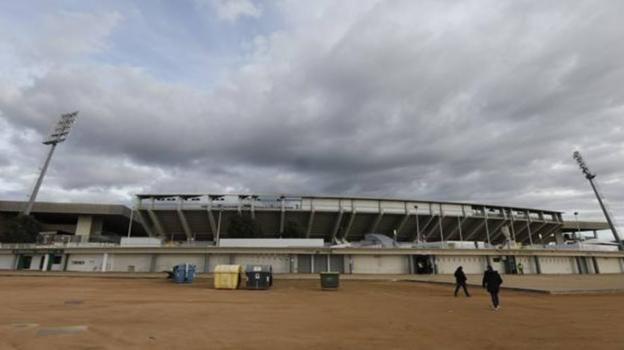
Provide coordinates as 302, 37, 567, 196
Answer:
288, 255, 293, 273
203, 254, 210, 273
41, 254, 50, 271
101, 253, 108, 272
63, 254, 70, 271
534, 256, 541, 274
75, 215, 94, 242
150, 255, 157, 272
13, 254, 20, 270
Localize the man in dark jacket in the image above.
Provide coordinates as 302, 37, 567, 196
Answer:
454, 266, 470, 297
482, 265, 503, 310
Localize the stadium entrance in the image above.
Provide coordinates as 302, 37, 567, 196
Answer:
413, 255, 434, 274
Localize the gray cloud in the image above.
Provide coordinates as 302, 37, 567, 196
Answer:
1, 0, 623, 230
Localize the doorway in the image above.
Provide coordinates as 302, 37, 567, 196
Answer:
413, 255, 434, 274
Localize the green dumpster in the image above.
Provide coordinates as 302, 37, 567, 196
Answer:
320, 272, 340, 290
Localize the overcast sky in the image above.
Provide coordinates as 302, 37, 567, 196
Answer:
1, 0, 623, 227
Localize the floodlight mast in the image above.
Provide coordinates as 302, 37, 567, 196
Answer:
23, 111, 79, 216
573, 151, 623, 250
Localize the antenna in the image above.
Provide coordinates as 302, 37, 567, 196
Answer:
23, 111, 79, 215
573, 151, 623, 250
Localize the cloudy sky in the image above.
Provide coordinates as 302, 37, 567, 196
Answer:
1, 0, 623, 226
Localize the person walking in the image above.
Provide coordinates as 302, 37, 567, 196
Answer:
482, 265, 503, 310
517, 262, 524, 275
454, 266, 470, 297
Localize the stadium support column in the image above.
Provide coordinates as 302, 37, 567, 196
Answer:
341, 208, 357, 242
101, 253, 108, 272
147, 198, 166, 238
438, 204, 444, 241
459, 206, 466, 240
446, 208, 467, 241
136, 210, 155, 237
415, 214, 421, 242
250, 195, 256, 220
465, 220, 486, 241
525, 211, 534, 246
331, 207, 344, 244
206, 196, 218, 241
306, 206, 316, 239
457, 216, 464, 241
176, 197, 192, 241
394, 203, 412, 240
215, 209, 223, 247
279, 196, 286, 236
41, 254, 50, 271
369, 202, 384, 233
75, 215, 95, 243
147, 209, 166, 239
509, 210, 517, 243
484, 209, 491, 246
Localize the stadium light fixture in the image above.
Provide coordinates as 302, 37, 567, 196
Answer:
573, 151, 623, 250
23, 111, 79, 215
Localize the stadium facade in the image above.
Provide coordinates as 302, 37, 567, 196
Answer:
1, 194, 623, 276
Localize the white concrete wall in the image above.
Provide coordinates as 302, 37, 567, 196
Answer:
538, 256, 575, 274
207, 254, 232, 272
66, 254, 103, 272
75, 215, 94, 242
110, 254, 152, 272
27, 255, 44, 271
49, 254, 66, 271
489, 257, 506, 274
232, 254, 291, 273
436, 255, 487, 274
515, 256, 537, 274
595, 257, 622, 274
0, 254, 15, 270
154, 254, 205, 272
351, 255, 409, 274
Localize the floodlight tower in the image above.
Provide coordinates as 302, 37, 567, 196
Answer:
23, 111, 79, 215
573, 151, 623, 250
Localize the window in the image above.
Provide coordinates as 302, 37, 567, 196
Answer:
52, 255, 63, 264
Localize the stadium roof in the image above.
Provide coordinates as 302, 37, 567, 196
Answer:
134, 193, 607, 244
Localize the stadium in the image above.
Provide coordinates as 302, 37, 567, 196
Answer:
1, 193, 622, 276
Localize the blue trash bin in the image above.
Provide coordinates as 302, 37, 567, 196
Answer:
172, 263, 196, 283
185, 264, 196, 283
172, 265, 186, 283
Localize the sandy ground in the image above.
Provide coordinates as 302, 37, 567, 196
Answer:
1, 276, 623, 350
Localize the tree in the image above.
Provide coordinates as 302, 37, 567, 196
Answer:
228, 214, 262, 238
282, 220, 304, 238
1, 214, 41, 243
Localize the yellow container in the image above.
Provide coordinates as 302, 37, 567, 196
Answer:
213, 264, 242, 289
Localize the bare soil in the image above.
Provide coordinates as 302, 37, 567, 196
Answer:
0, 276, 622, 349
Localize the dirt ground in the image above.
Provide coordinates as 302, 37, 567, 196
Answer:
1, 276, 623, 350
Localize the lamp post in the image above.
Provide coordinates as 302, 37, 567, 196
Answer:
23, 112, 79, 215
573, 151, 623, 250
573, 211, 580, 241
